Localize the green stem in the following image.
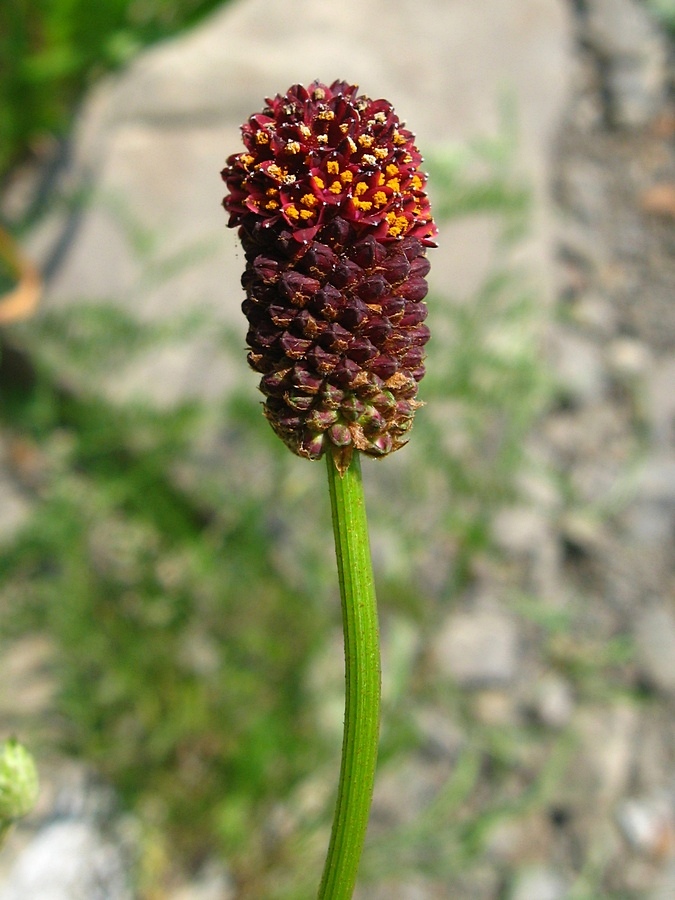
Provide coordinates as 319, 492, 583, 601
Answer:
319, 451, 381, 900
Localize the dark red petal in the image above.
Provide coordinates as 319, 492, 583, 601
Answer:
367, 355, 398, 379
279, 332, 313, 359
332, 358, 361, 386
357, 274, 389, 302
397, 276, 428, 302
380, 253, 411, 284
321, 323, 353, 352
350, 236, 386, 268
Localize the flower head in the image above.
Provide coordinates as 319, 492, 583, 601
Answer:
222, 80, 436, 472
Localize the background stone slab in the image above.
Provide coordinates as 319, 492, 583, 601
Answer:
27, 0, 573, 405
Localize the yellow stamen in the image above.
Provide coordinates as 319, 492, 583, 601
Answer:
387, 214, 409, 237
301, 193, 318, 207
340, 171, 353, 184
313, 176, 326, 190
354, 182, 368, 196
374, 148, 388, 159
266, 187, 279, 196
240, 154, 255, 167
285, 141, 301, 154
255, 131, 269, 144
339, 123, 350, 133
299, 124, 312, 137
393, 131, 407, 145
372, 191, 388, 207
358, 135, 374, 148
326, 160, 340, 175
386, 178, 401, 192
285, 205, 300, 221
403, 153, 413, 163
317, 109, 335, 121
329, 180, 342, 194
299, 209, 314, 219
266, 200, 280, 210
386, 164, 399, 178
411, 175, 423, 191
354, 199, 373, 212
317, 135, 328, 144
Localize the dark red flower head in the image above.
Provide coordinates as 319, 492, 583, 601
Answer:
222, 79, 436, 472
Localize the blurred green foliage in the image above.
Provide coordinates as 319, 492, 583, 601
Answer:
0, 0, 233, 180
646, 0, 675, 33
0, 118, 562, 895
0, 8, 663, 891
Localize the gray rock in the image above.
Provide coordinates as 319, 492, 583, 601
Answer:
370, 757, 450, 829
0, 820, 132, 900
510, 866, 568, 900
651, 858, 675, 900
432, 608, 519, 687
584, 0, 668, 126
606, 337, 653, 379
648, 356, 675, 448
625, 500, 674, 549
492, 506, 552, 557
26, 0, 572, 407
354, 878, 438, 900
549, 328, 607, 404
530, 674, 575, 729
575, 703, 639, 806
645, 455, 675, 501
616, 794, 674, 856
167, 861, 235, 900
634, 606, 675, 695
413, 707, 464, 761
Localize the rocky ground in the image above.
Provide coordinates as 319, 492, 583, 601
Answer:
1, 0, 675, 898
